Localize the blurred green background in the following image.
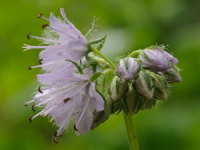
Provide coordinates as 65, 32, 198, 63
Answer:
0, 0, 200, 150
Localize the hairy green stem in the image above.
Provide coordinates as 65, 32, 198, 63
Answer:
89, 46, 116, 69
129, 50, 142, 58
123, 112, 139, 150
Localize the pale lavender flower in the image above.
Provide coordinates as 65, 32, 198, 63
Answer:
140, 48, 178, 72
23, 8, 88, 72
25, 66, 104, 141
117, 57, 140, 81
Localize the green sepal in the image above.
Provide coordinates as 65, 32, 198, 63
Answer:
88, 35, 107, 48
109, 76, 128, 101
96, 35, 107, 51
90, 72, 102, 82
142, 71, 154, 90
116, 77, 120, 94
152, 74, 168, 100
65, 59, 83, 74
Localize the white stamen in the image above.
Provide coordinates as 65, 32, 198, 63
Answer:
69, 81, 89, 98
30, 35, 58, 43
23, 44, 66, 51
76, 96, 91, 128
24, 100, 35, 105
31, 110, 45, 120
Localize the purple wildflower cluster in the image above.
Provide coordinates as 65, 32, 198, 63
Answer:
23, 8, 181, 142
111, 47, 181, 115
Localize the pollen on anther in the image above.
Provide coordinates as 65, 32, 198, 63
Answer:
28, 66, 32, 70
29, 115, 33, 123
38, 86, 43, 93
32, 105, 36, 112
63, 98, 71, 103
73, 124, 78, 131
27, 33, 31, 40
38, 13, 43, 18
52, 136, 58, 144
42, 24, 49, 29
39, 59, 43, 64
24, 102, 28, 106
54, 131, 58, 137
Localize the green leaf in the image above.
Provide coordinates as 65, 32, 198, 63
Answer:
88, 35, 107, 48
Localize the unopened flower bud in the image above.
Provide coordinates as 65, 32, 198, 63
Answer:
109, 76, 128, 101
122, 83, 139, 115
150, 74, 168, 100
90, 110, 110, 130
140, 48, 178, 72
161, 67, 182, 83
117, 57, 140, 81
135, 71, 154, 99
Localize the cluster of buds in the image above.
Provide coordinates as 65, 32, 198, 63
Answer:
110, 46, 181, 115
23, 8, 181, 142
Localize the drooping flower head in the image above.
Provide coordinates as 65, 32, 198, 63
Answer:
140, 48, 178, 72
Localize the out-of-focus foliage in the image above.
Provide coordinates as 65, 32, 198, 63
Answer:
0, 0, 200, 150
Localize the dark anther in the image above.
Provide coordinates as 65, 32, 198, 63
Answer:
38, 86, 43, 93
42, 24, 49, 29
29, 115, 33, 123
54, 131, 58, 137
39, 59, 43, 64
63, 98, 71, 103
28, 66, 32, 70
24, 102, 28, 106
32, 105, 36, 112
38, 13, 43, 18
73, 124, 78, 131
52, 136, 58, 144
27, 33, 31, 40
53, 131, 62, 137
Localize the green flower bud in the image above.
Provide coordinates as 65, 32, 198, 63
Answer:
109, 76, 128, 101
90, 110, 110, 130
141, 98, 157, 110
150, 73, 168, 100
122, 83, 139, 115
161, 67, 182, 83
135, 71, 154, 99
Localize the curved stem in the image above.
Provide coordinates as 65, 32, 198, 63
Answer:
123, 112, 139, 150
129, 50, 142, 58
89, 46, 116, 69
